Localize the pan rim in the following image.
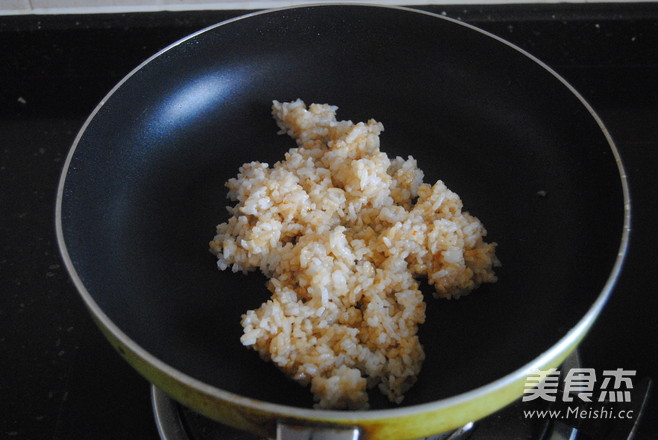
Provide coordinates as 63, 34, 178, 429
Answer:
55, 2, 631, 421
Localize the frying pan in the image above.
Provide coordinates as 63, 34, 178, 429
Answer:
56, 5, 629, 439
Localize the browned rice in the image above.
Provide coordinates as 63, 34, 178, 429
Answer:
209, 100, 499, 409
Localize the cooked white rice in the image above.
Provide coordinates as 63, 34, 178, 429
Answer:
209, 100, 499, 409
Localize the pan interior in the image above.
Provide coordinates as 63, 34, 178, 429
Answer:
60, 6, 624, 409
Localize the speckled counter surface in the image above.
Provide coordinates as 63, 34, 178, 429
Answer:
1, 4, 657, 439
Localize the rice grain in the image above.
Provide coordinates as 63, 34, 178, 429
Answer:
209, 100, 499, 409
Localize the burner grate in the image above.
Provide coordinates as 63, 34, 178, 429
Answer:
151, 352, 584, 440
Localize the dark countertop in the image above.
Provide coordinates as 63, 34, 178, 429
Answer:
1, 4, 657, 439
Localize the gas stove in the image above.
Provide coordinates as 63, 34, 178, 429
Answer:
148, 350, 651, 440
149, 353, 581, 440
2, 3, 657, 439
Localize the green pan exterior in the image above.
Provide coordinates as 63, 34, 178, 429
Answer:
94, 310, 587, 440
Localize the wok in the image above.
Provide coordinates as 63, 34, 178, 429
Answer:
56, 5, 629, 439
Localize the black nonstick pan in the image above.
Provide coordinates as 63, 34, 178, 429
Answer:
56, 5, 629, 439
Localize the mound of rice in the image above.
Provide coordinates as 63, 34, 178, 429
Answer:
209, 100, 499, 410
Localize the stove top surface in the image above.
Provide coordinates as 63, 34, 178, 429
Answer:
2, 4, 657, 439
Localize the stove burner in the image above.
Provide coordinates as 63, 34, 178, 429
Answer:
152, 354, 581, 440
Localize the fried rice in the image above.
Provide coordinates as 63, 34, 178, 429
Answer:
209, 100, 499, 409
